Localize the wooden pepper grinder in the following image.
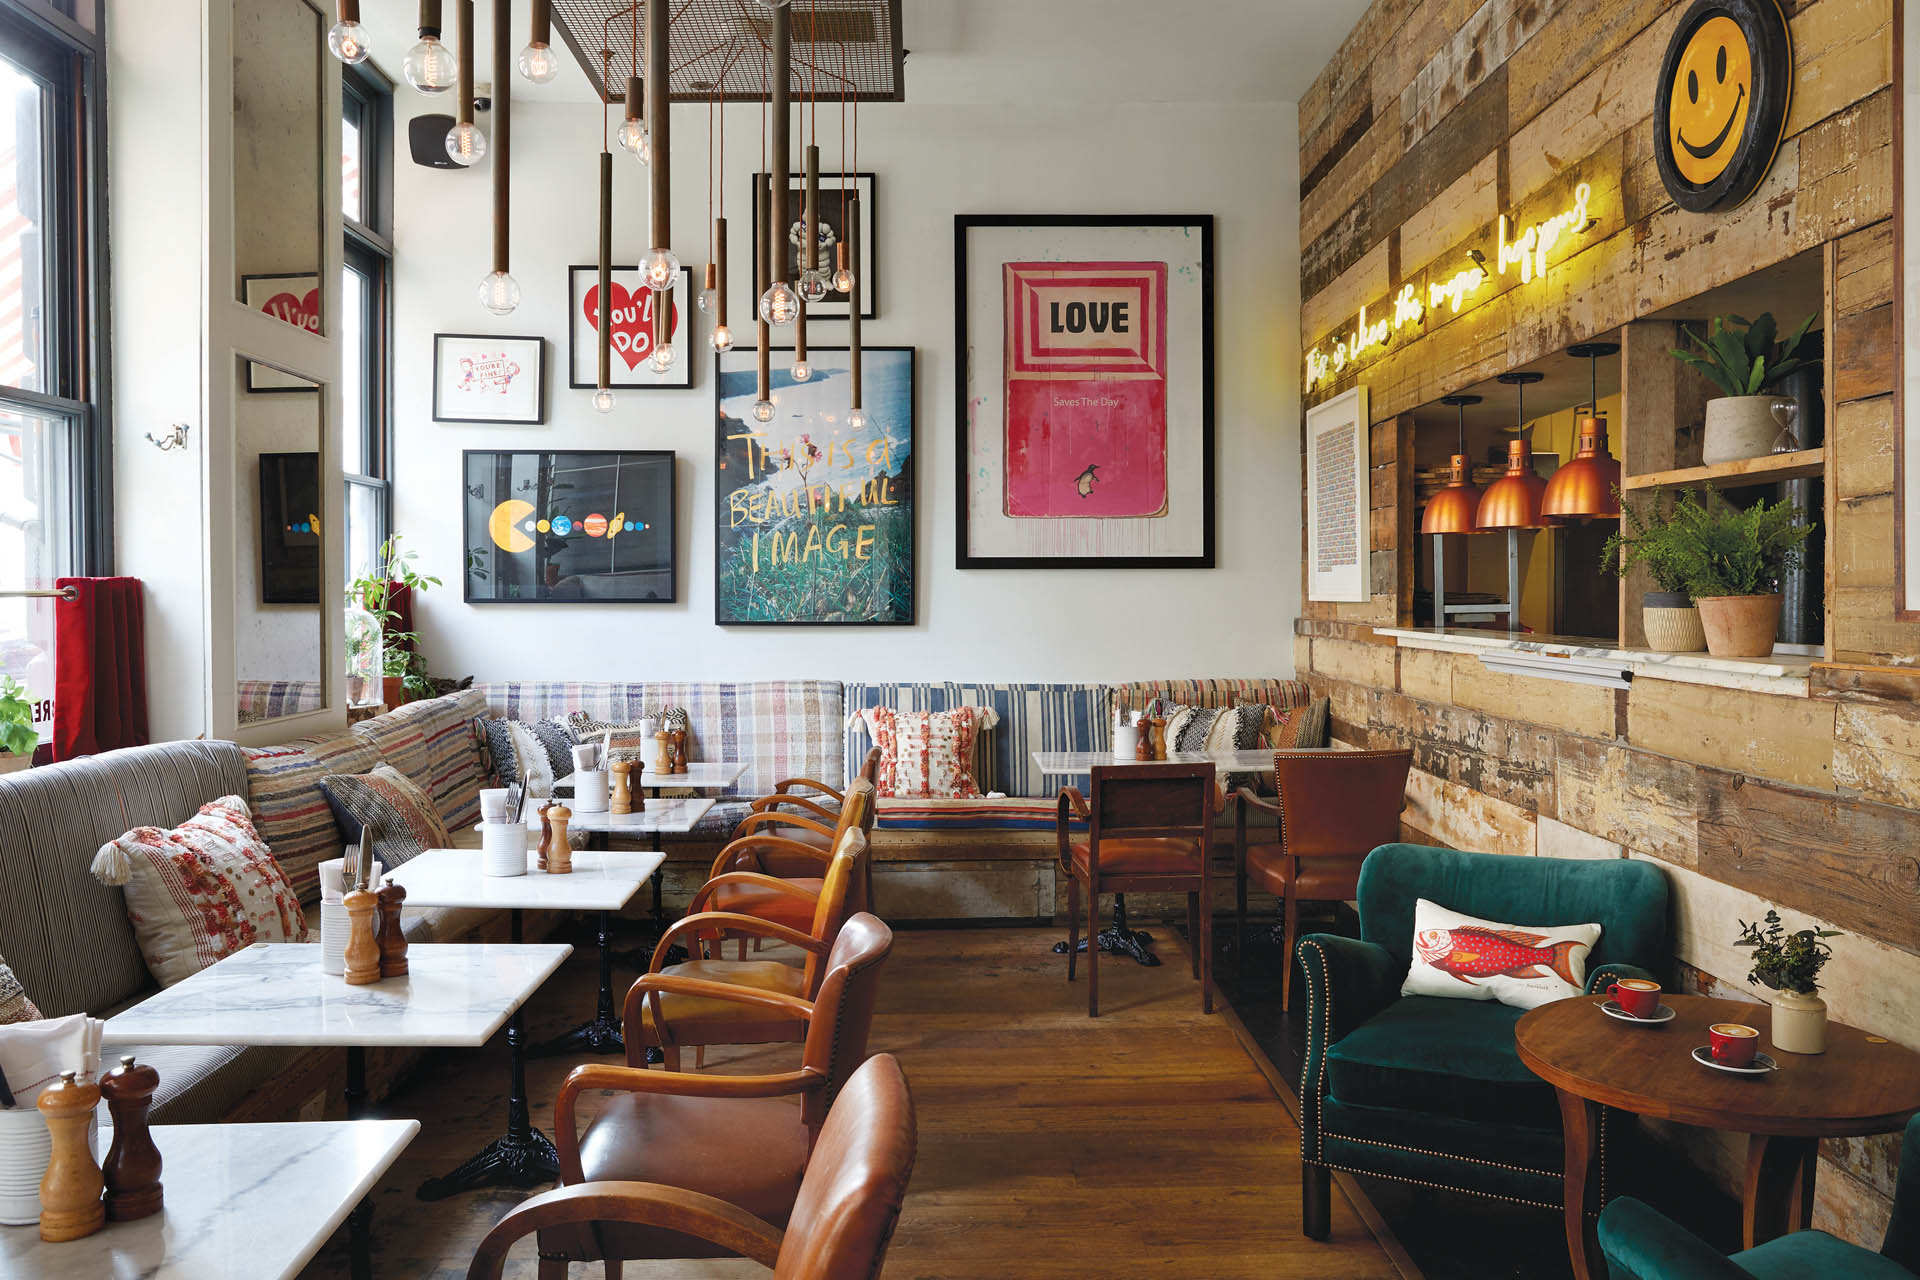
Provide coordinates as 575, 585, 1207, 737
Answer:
653, 730, 672, 775
1150, 716, 1168, 761
37, 1070, 105, 1242
536, 800, 554, 871
546, 804, 573, 874
610, 759, 633, 815
376, 878, 409, 978
1134, 718, 1153, 761
671, 731, 688, 774
100, 1055, 163, 1221
342, 882, 382, 985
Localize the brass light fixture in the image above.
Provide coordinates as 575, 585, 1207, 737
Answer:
1477, 370, 1549, 530
328, 0, 369, 64
643, 0, 678, 374
445, 1, 486, 165
1541, 341, 1623, 520
520, 0, 560, 83
477, 0, 519, 315
402, 0, 455, 94
593, 50, 615, 413
1421, 394, 1483, 536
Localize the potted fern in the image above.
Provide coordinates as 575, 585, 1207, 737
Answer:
1670, 312, 1816, 464
1602, 490, 1706, 653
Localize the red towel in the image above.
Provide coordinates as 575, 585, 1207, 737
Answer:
51, 576, 149, 761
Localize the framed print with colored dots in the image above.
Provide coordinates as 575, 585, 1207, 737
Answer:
462, 450, 677, 604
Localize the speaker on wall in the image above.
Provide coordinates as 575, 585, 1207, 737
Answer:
409, 114, 463, 170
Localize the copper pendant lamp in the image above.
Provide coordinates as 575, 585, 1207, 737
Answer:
1541, 341, 1623, 519
1422, 394, 1484, 535
1477, 370, 1549, 530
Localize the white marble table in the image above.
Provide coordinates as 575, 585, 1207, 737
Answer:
0, 1120, 418, 1280
555, 796, 714, 836
1033, 748, 1316, 774
555, 761, 747, 792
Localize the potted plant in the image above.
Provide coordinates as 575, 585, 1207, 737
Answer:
1631, 487, 1811, 657
0, 676, 38, 774
1669, 312, 1816, 464
1733, 909, 1841, 1054
347, 536, 441, 709
1602, 489, 1706, 653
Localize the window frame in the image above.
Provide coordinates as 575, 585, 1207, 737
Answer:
341, 60, 391, 580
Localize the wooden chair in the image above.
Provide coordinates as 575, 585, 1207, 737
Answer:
734, 748, 882, 847
523, 914, 896, 1277
1057, 763, 1217, 1018
702, 782, 878, 941
630, 832, 865, 1070
1233, 748, 1412, 1011
467, 1051, 914, 1280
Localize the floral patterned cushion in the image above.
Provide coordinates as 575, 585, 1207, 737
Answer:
858, 705, 997, 799
89, 795, 310, 988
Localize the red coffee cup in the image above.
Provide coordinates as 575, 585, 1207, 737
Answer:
1709, 1022, 1760, 1067
1608, 978, 1662, 1018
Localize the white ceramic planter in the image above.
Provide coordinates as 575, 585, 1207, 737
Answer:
1770, 988, 1827, 1055
1702, 395, 1780, 464
1642, 592, 1706, 653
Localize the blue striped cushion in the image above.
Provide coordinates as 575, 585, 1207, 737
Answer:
846, 684, 1110, 799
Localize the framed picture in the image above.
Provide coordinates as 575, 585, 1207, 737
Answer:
434, 334, 546, 424
713, 345, 914, 625
1304, 386, 1370, 603
241, 273, 320, 392
259, 451, 321, 604
566, 265, 694, 390
752, 171, 876, 320
462, 450, 677, 604
954, 214, 1214, 569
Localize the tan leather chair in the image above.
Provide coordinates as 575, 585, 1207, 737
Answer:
1233, 748, 1412, 1011
526, 914, 895, 1275
734, 748, 882, 854
629, 832, 865, 1070
467, 1051, 915, 1280
702, 781, 878, 938
1058, 763, 1217, 1018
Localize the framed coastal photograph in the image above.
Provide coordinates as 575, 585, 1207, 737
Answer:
1304, 385, 1370, 603
462, 450, 677, 604
954, 214, 1214, 569
713, 345, 913, 625
752, 171, 877, 321
566, 265, 693, 390
433, 334, 546, 424
241, 272, 320, 392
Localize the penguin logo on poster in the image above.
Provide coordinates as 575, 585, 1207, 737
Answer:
1654, 0, 1793, 213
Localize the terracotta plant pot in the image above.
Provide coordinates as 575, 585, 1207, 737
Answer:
1694, 593, 1783, 658
1770, 988, 1826, 1055
381, 676, 408, 710
0, 753, 30, 776
1641, 591, 1706, 653
1702, 395, 1780, 464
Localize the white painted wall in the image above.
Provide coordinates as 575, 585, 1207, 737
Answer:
392, 96, 1301, 683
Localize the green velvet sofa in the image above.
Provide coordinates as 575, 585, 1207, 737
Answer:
1598, 1113, 1920, 1279
1295, 844, 1670, 1238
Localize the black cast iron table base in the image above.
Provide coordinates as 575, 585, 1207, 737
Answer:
1052, 894, 1161, 967
530, 909, 624, 1058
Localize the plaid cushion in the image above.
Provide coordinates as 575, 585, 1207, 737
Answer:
845, 683, 1109, 799
471, 682, 653, 724
235, 679, 324, 724
319, 764, 452, 872
351, 689, 490, 833
243, 732, 381, 901
1109, 678, 1312, 714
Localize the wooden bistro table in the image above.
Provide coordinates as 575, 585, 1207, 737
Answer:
1516, 992, 1920, 1280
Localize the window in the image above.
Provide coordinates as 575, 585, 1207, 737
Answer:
0, 1, 107, 742
342, 64, 391, 585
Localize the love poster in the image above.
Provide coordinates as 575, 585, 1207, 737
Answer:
713, 346, 914, 625
567, 265, 693, 390
241, 273, 320, 392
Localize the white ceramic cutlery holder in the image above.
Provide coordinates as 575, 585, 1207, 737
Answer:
573, 769, 609, 813
1113, 725, 1140, 760
0, 1097, 96, 1226
480, 822, 530, 877
318, 853, 384, 972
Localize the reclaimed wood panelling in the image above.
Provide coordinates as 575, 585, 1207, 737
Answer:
1627, 679, 1837, 790
1400, 0, 1563, 151
1369, 686, 1560, 814
1503, 0, 1672, 129
1554, 735, 1702, 867
1536, 814, 1623, 860
1833, 394, 1896, 500
1833, 493, 1897, 589
1782, 0, 1893, 141
1834, 700, 1920, 808
1404, 766, 1538, 857
1449, 655, 1618, 738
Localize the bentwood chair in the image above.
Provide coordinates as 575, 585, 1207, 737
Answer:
529, 914, 896, 1276
629, 833, 865, 1071
1058, 762, 1217, 1018
733, 748, 882, 849
703, 781, 878, 940
468, 1052, 916, 1280
1233, 748, 1412, 1011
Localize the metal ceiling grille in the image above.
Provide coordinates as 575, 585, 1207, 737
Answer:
550, 0, 905, 103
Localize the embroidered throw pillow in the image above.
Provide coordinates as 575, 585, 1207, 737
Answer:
1273, 696, 1330, 749
89, 795, 310, 988
1401, 898, 1602, 1010
0, 952, 42, 1023
475, 716, 575, 790
319, 763, 452, 872
858, 706, 996, 799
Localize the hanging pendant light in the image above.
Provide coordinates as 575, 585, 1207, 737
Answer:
759, 6, 798, 330
644, 0, 675, 373
476, 0, 518, 314
1477, 371, 1549, 530
403, 1, 455, 94
846, 191, 865, 430
519, 0, 560, 83
1421, 394, 1483, 535
1542, 341, 1623, 519
445, 1, 486, 164
328, 0, 370, 64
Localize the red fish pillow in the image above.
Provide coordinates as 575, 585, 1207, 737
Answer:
1400, 899, 1603, 1010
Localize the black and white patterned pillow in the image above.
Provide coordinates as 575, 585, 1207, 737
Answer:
475, 717, 576, 788
567, 708, 690, 760
1164, 703, 1268, 793
0, 951, 42, 1024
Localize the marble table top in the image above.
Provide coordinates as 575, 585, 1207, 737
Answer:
551, 796, 714, 835
1032, 748, 1321, 775
391, 846, 665, 911
101, 943, 572, 1049
0, 1119, 418, 1279
555, 761, 747, 792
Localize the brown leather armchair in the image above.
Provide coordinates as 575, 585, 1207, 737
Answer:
702, 781, 878, 939
629, 832, 865, 1070
467, 1051, 915, 1280
735, 748, 882, 850
527, 913, 896, 1275
1233, 747, 1412, 1010
1058, 762, 1218, 1018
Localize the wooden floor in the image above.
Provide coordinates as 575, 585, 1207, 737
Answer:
301, 926, 1404, 1279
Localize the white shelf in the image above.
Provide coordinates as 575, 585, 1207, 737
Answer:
1376, 627, 1814, 698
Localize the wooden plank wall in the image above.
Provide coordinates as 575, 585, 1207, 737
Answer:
1295, 0, 1917, 1246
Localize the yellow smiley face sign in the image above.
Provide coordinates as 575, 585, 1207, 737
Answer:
1655, 0, 1792, 212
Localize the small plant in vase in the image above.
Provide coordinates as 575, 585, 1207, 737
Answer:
0, 676, 38, 773
1669, 311, 1816, 464
1603, 488, 1705, 653
347, 536, 441, 709
1733, 909, 1841, 1054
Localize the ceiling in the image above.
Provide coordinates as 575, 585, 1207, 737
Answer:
360, 1, 1358, 106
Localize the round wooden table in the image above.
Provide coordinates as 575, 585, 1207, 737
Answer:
1516, 992, 1920, 1280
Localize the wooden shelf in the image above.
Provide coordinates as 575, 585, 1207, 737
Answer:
1622, 447, 1825, 491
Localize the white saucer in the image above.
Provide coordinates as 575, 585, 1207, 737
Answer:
1691, 1045, 1778, 1074
1601, 1000, 1676, 1025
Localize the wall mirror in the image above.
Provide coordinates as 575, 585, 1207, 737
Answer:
234, 358, 325, 724
232, 0, 326, 338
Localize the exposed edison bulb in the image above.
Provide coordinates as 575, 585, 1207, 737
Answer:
790, 360, 812, 382
477, 270, 521, 315
798, 270, 831, 305
593, 388, 617, 413
328, 19, 370, 64
755, 0, 791, 8
711, 324, 734, 352
617, 118, 650, 162
846, 407, 869, 431
643, 249, 681, 291
832, 265, 856, 293
697, 287, 718, 313
650, 342, 677, 374
753, 399, 776, 423
402, 34, 456, 93
445, 121, 487, 165
518, 42, 559, 83
759, 281, 800, 327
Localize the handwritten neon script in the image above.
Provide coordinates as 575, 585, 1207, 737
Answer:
1303, 182, 1595, 392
